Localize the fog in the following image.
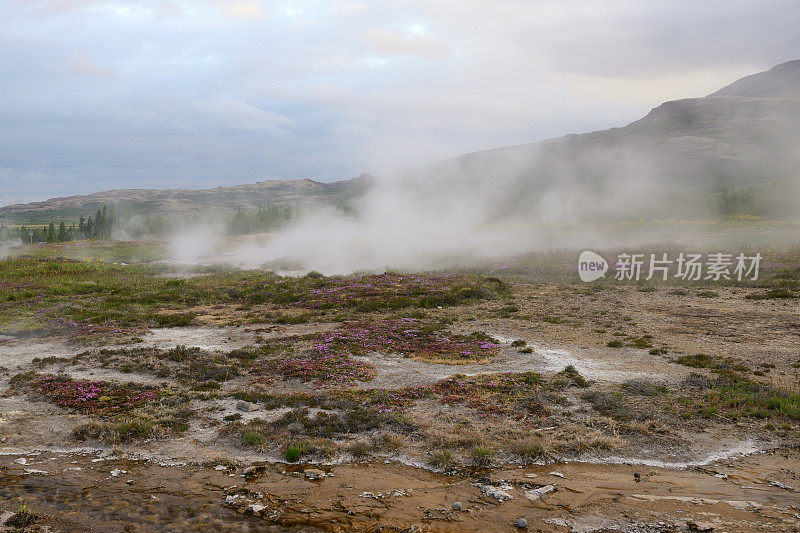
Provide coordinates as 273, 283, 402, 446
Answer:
205, 145, 716, 274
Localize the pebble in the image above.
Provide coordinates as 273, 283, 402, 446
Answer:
247, 503, 267, 515
478, 484, 514, 502
304, 468, 326, 481
452, 502, 462, 511
524, 485, 554, 501
516, 517, 529, 529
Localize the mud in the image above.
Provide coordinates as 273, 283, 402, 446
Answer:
1, 449, 798, 532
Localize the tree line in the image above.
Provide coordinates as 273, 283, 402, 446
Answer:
6, 206, 116, 243
1, 202, 295, 243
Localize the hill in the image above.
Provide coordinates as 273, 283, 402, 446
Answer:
396, 59, 800, 220
3, 59, 800, 224
0, 176, 372, 224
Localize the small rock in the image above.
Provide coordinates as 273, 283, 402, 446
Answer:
524, 473, 537, 479
688, 521, 714, 532
304, 468, 325, 481
478, 484, 513, 502
524, 485, 554, 501
110, 469, 127, 477
452, 501, 462, 511
236, 400, 251, 412
214, 465, 228, 471
242, 465, 265, 478
126, 479, 133, 485
634, 472, 642, 483
516, 517, 529, 529
769, 481, 794, 491
247, 503, 267, 515
225, 494, 245, 505
549, 471, 565, 478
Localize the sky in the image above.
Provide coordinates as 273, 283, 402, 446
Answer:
0, 0, 798, 206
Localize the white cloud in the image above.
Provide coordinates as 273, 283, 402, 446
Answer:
59, 53, 116, 77
365, 27, 450, 58
191, 98, 294, 135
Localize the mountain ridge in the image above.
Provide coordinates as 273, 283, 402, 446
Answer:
3, 59, 800, 223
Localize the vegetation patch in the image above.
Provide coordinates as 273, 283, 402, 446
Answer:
314, 318, 500, 363
433, 372, 546, 418
0, 256, 507, 337
677, 371, 800, 421
263, 352, 377, 388
22, 375, 158, 415
672, 353, 750, 372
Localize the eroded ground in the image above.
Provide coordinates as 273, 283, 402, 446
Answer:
1, 243, 799, 532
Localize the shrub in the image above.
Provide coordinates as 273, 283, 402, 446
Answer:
284, 442, 307, 462
347, 440, 371, 459
470, 446, 494, 467
557, 365, 589, 388
153, 313, 195, 327
243, 431, 265, 447
430, 449, 456, 469
6, 504, 39, 528
582, 390, 640, 420
512, 441, 546, 463
116, 417, 157, 442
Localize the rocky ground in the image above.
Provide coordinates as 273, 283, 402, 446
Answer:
1, 244, 799, 531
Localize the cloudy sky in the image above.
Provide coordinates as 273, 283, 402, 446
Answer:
0, 0, 798, 206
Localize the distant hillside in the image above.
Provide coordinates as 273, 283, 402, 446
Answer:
711, 59, 800, 98
396, 59, 800, 220
3, 59, 800, 224
0, 175, 372, 224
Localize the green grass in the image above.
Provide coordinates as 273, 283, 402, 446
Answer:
556, 365, 589, 388
284, 442, 307, 462
430, 449, 456, 468
0, 255, 508, 336
470, 446, 494, 467
672, 353, 750, 372
680, 371, 800, 421
242, 431, 266, 446
745, 288, 796, 300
